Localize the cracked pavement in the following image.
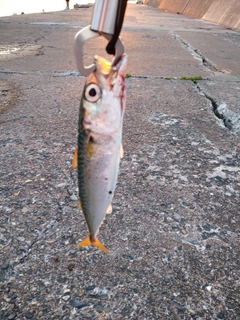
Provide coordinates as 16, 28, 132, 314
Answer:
0, 4, 240, 320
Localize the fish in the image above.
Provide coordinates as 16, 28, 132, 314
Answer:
72, 54, 128, 253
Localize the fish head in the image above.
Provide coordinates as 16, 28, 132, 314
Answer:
80, 55, 128, 135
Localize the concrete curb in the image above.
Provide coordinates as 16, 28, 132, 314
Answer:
145, 0, 240, 30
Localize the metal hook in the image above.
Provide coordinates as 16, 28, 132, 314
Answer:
74, 25, 124, 77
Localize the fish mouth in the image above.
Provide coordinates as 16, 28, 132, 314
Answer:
83, 118, 91, 129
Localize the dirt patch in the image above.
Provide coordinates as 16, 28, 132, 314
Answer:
0, 79, 21, 116
0, 44, 43, 61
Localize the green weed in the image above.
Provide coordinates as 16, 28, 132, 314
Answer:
180, 76, 203, 83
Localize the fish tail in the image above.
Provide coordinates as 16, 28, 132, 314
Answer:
77, 236, 109, 254
77, 236, 91, 248
93, 238, 109, 253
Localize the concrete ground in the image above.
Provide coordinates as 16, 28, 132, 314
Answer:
0, 4, 240, 320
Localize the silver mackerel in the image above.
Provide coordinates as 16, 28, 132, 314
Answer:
73, 55, 128, 253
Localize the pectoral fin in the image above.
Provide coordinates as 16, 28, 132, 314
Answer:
72, 146, 78, 169
87, 137, 95, 158
77, 236, 109, 253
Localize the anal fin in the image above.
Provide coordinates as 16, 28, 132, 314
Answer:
120, 143, 124, 159
106, 203, 112, 214
78, 200, 82, 210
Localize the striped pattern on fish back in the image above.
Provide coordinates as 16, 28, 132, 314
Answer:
77, 100, 91, 223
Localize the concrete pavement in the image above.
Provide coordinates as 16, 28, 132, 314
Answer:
0, 4, 240, 319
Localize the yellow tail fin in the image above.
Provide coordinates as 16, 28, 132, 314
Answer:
77, 236, 109, 254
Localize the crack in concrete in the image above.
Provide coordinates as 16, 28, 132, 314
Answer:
196, 84, 240, 134
1, 69, 239, 134
1, 69, 239, 83
0, 69, 81, 76
0, 69, 204, 80
18, 239, 39, 265
0, 116, 28, 125
34, 35, 45, 44
172, 33, 222, 73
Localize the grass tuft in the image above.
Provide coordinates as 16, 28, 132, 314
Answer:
180, 76, 203, 83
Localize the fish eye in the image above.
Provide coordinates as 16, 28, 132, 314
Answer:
84, 83, 101, 103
